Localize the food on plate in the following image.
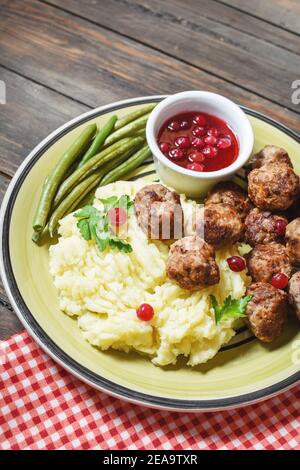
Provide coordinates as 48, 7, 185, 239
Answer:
205, 181, 252, 220
114, 103, 157, 130
157, 111, 239, 172
49, 181, 251, 367
250, 145, 292, 169
134, 184, 183, 240
285, 217, 300, 265
194, 203, 244, 248
210, 294, 252, 325
244, 208, 288, 246
100, 145, 151, 187
246, 243, 292, 283
246, 282, 288, 342
32, 106, 157, 242
166, 236, 220, 290
33, 123, 97, 234
288, 272, 300, 322
38, 109, 299, 363
78, 115, 117, 168
248, 162, 299, 211
53, 137, 143, 208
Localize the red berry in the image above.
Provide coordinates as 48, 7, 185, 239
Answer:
204, 135, 217, 146
169, 147, 185, 160
217, 137, 231, 149
174, 136, 191, 149
207, 127, 219, 137
192, 126, 206, 137
271, 273, 289, 289
274, 219, 288, 236
187, 162, 204, 172
203, 146, 218, 158
159, 142, 170, 154
191, 137, 205, 150
168, 120, 180, 131
180, 120, 190, 129
107, 208, 127, 227
188, 150, 205, 163
193, 114, 206, 126
136, 303, 154, 321
227, 256, 246, 272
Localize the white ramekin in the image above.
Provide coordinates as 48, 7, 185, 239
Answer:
146, 91, 254, 197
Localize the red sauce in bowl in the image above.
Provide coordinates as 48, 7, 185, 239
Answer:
157, 111, 239, 172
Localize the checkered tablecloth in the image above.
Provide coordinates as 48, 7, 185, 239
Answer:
0, 331, 299, 450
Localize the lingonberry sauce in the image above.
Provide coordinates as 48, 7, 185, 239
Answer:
158, 111, 239, 172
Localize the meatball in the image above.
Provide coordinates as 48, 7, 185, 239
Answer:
134, 184, 183, 240
250, 145, 292, 170
288, 272, 300, 322
248, 163, 299, 211
245, 208, 288, 246
194, 203, 244, 249
205, 181, 252, 220
246, 282, 288, 342
246, 243, 292, 283
285, 218, 300, 265
166, 236, 220, 290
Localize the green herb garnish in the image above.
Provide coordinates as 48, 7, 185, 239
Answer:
74, 195, 133, 253
210, 295, 252, 325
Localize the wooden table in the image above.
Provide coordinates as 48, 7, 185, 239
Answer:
0, 0, 299, 339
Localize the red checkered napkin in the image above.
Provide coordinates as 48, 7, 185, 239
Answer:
0, 331, 299, 450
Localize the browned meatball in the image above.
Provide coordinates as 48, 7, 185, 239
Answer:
194, 204, 244, 249
285, 218, 300, 265
245, 208, 288, 247
250, 145, 292, 170
205, 181, 252, 220
246, 243, 292, 283
166, 236, 220, 290
246, 282, 288, 342
134, 184, 183, 240
288, 272, 300, 322
248, 163, 299, 211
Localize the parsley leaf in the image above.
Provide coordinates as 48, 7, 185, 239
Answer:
210, 295, 252, 325
109, 238, 133, 253
74, 195, 133, 253
77, 219, 91, 240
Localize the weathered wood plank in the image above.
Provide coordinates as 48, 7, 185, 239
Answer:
30, 0, 300, 114
0, 302, 24, 340
0, 0, 299, 132
46, 0, 300, 54
0, 173, 24, 340
220, 0, 300, 35
0, 66, 89, 177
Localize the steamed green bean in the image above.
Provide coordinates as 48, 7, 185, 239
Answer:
54, 137, 143, 207
115, 104, 156, 130
33, 124, 97, 232
78, 115, 117, 168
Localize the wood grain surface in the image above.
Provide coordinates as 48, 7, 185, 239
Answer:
0, 0, 299, 339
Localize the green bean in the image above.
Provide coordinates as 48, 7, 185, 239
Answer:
32, 230, 41, 244
115, 104, 156, 130
68, 148, 140, 213
53, 137, 143, 207
78, 115, 117, 168
133, 128, 146, 138
33, 124, 97, 232
100, 145, 152, 187
48, 171, 103, 237
104, 114, 150, 147
49, 144, 143, 236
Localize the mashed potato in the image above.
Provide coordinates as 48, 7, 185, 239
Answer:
49, 181, 250, 366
